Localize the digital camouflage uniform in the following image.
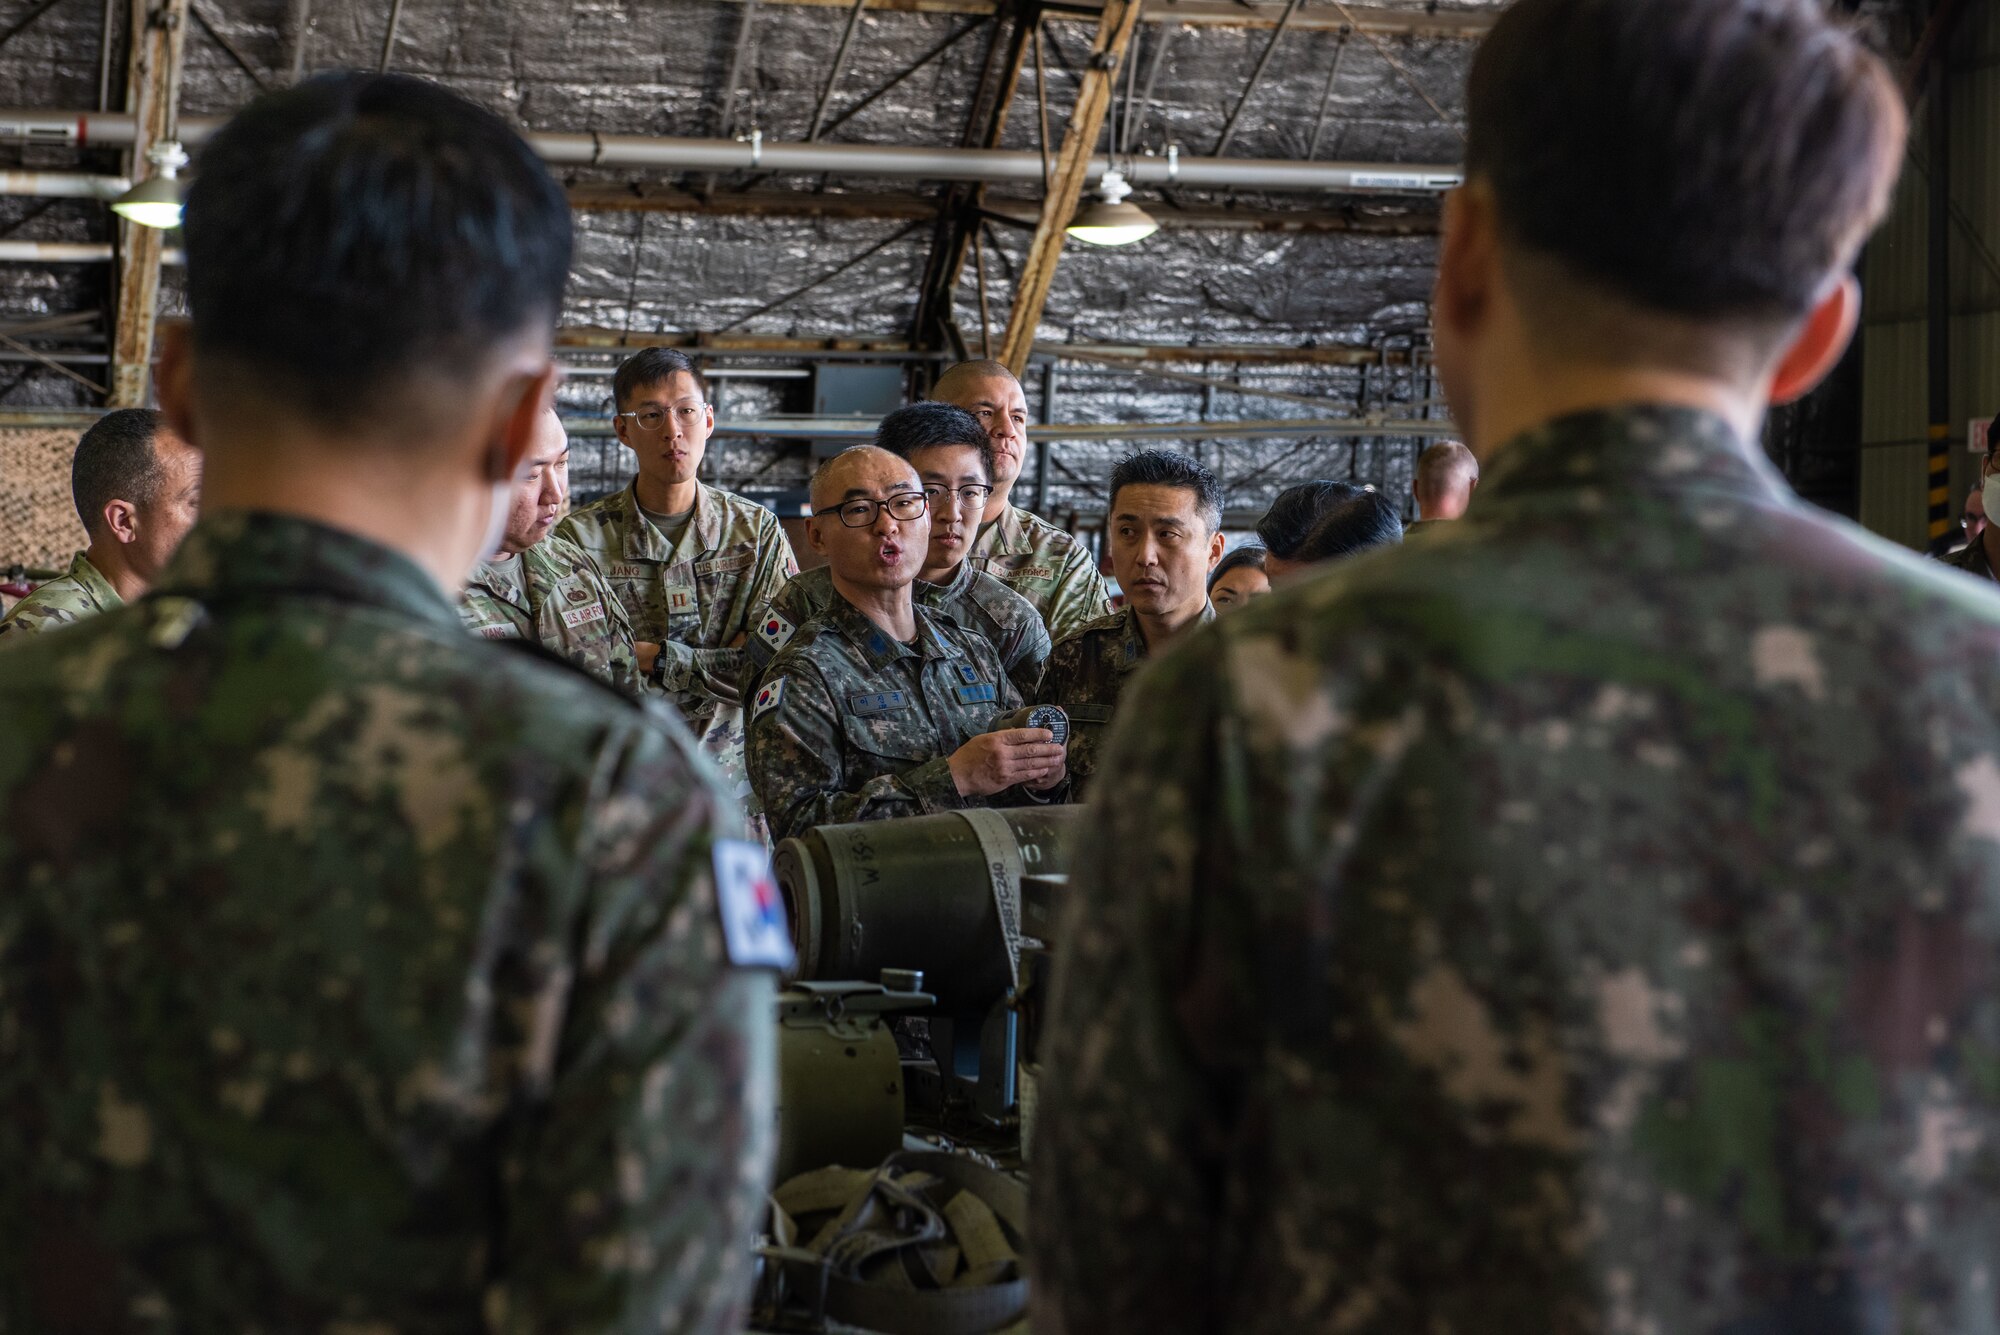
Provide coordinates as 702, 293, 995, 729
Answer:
966, 503, 1111, 643
1941, 532, 1999, 584
1037, 602, 1213, 799
0, 549, 121, 640
460, 534, 645, 697
557, 480, 797, 808
743, 561, 1051, 705
746, 593, 1037, 844
1035, 406, 2000, 1335
0, 510, 778, 1334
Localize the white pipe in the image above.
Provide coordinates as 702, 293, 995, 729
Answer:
0, 170, 130, 199
0, 242, 184, 262
0, 109, 1462, 195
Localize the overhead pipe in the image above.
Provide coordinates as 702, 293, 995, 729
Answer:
0, 170, 130, 199
0, 241, 184, 262
0, 108, 1464, 195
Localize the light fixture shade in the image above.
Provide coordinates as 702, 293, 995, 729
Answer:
111, 173, 184, 229
1067, 198, 1160, 247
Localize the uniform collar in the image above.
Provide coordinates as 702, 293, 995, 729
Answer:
68, 550, 124, 613
917, 559, 974, 607
466, 550, 531, 609
153, 510, 461, 630
615, 479, 723, 563
827, 589, 962, 670
1117, 600, 1212, 660
1478, 404, 1793, 509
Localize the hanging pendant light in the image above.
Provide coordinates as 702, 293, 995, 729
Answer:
1066, 169, 1159, 247
111, 140, 189, 230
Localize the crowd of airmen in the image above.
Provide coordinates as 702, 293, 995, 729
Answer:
12, 0, 2000, 1329
1, 349, 1483, 844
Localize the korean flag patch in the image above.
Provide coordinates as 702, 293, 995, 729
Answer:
714, 838, 795, 970
752, 675, 788, 721
756, 610, 797, 655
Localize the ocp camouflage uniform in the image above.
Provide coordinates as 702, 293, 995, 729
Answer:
743, 561, 1051, 705
557, 480, 797, 807
1037, 602, 1212, 799
0, 511, 777, 1334
0, 550, 121, 640
967, 502, 1111, 642
460, 534, 645, 696
1941, 532, 1998, 583
746, 594, 1037, 844
1033, 406, 2000, 1334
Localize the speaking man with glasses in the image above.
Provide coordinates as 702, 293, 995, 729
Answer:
557, 347, 797, 815
743, 403, 1052, 704
746, 446, 1066, 844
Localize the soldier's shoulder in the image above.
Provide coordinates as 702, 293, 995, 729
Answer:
964, 568, 1041, 621
554, 491, 629, 545
1012, 506, 1086, 555
706, 485, 783, 535
1053, 608, 1127, 648
775, 565, 836, 613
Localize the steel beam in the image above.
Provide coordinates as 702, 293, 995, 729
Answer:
995, 0, 1145, 374
706, 0, 1495, 37
109, 0, 188, 407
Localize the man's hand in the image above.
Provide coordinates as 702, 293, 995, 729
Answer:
948, 728, 1066, 798
635, 641, 661, 678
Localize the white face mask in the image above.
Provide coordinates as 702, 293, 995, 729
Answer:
1982, 475, 2000, 528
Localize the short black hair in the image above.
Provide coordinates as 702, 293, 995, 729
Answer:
1207, 543, 1267, 593
1256, 480, 1363, 559
614, 347, 710, 413
1294, 491, 1403, 565
1469, 0, 1903, 328
182, 73, 572, 430
875, 403, 994, 483
72, 409, 167, 534
1109, 450, 1221, 533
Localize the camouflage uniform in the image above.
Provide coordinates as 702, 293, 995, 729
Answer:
1037, 602, 1212, 799
746, 592, 1039, 844
460, 534, 645, 697
557, 480, 797, 806
743, 562, 1051, 705
1941, 532, 1998, 583
1034, 406, 2000, 1334
0, 550, 121, 640
0, 511, 777, 1334
966, 503, 1111, 642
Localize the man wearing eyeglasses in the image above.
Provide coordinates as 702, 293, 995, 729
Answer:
930, 359, 1112, 641
1944, 418, 2000, 583
557, 347, 797, 813
743, 403, 1053, 704
746, 446, 1066, 844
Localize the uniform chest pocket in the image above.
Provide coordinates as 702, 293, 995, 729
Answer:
840, 707, 938, 765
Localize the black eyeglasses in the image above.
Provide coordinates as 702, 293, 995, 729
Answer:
923, 483, 994, 510
816, 492, 929, 528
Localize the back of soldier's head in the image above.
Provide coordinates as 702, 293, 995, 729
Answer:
1414, 440, 1478, 517
181, 73, 572, 437
1467, 0, 1903, 366
72, 408, 166, 535
1295, 490, 1403, 566
1257, 480, 1363, 561
875, 402, 994, 481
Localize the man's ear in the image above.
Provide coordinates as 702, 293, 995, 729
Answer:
804, 517, 830, 558
103, 498, 141, 546
1769, 275, 1859, 406
1206, 528, 1226, 572
1433, 185, 1498, 346
155, 319, 197, 447
487, 363, 559, 484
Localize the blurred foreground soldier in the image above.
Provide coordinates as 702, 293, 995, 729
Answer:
747, 446, 1064, 843
930, 358, 1111, 638
1206, 542, 1270, 612
460, 406, 661, 696
1255, 477, 1362, 581
746, 403, 1050, 702
1034, 1, 1972, 1330
558, 347, 797, 801
1406, 438, 1479, 535
1038, 449, 1221, 797
0, 408, 200, 640
1944, 418, 2000, 581
0, 74, 780, 1333
1290, 487, 1403, 565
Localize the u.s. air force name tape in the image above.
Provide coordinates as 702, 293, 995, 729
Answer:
715, 838, 795, 970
